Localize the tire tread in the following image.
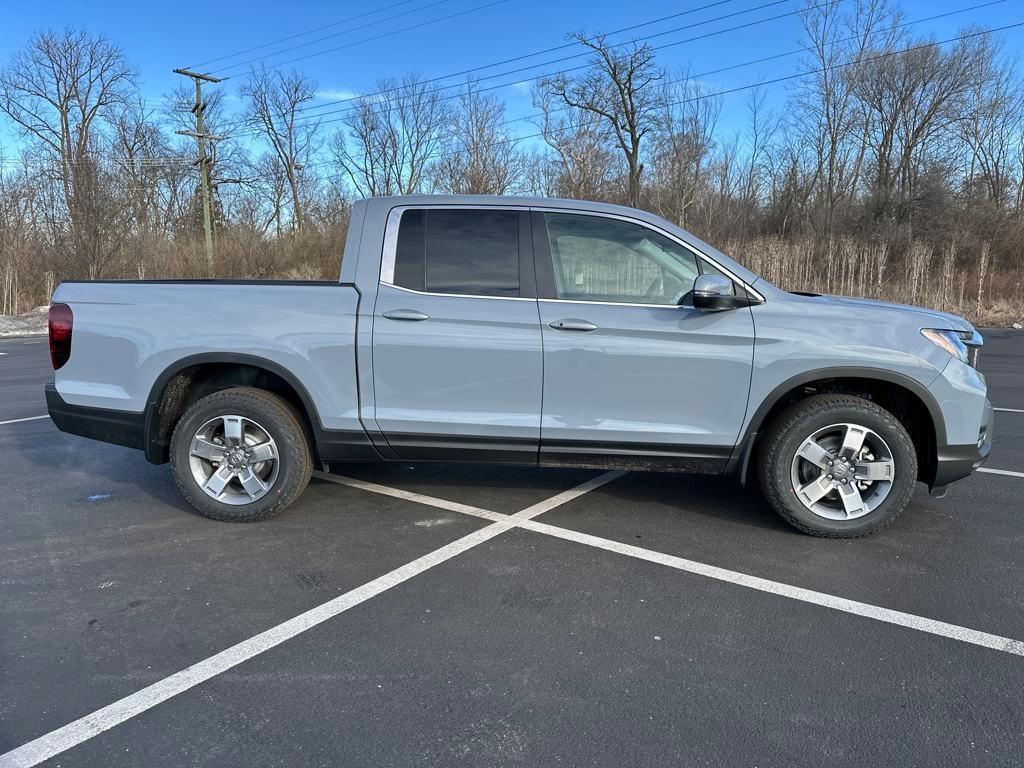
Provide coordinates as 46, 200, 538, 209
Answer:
758, 393, 917, 538
169, 387, 312, 522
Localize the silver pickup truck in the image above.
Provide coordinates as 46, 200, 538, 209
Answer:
46, 195, 992, 537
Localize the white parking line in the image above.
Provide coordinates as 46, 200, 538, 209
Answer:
978, 467, 1024, 479
519, 519, 1024, 657
5, 460, 1024, 768
313, 472, 505, 523
322, 473, 1024, 657
0, 415, 49, 426
0, 471, 623, 768
994, 407, 1024, 413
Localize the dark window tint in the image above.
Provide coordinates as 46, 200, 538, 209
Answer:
392, 208, 519, 297
393, 209, 425, 291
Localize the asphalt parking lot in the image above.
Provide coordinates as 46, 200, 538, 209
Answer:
1, 330, 1022, 767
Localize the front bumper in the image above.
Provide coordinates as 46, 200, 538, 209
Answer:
46, 383, 145, 450
932, 398, 993, 488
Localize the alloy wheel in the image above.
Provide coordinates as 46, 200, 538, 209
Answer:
188, 415, 280, 505
789, 422, 896, 520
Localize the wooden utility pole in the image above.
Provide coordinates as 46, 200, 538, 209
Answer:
173, 68, 223, 271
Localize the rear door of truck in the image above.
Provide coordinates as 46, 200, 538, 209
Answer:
369, 204, 543, 462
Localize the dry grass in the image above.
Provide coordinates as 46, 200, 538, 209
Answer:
729, 236, 1023, 326
4, 230, 1021, 328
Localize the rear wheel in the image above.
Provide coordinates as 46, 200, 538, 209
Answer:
758, 394, 917, 537
170, 387, 312, 522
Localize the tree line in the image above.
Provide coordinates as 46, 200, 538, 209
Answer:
0, 0, 1021, 323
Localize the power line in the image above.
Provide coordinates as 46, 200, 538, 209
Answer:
186, 0, 430, 70
294, 0, 789, 117
280, 0, 1005, 140
173, 68, 224, 268
229, 0, 809, 141
292, 0, 744, 116
207, 0, 512, 77
312, 19, 1024, 181
207, 0, 456, 75
233, 0, 826, 140
490, 0, 1010, 132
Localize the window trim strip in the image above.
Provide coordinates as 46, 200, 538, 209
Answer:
379, 282, 537, 302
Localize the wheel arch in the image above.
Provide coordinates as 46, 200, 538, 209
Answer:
734, 367, 945, 487
143, 353, 323, 465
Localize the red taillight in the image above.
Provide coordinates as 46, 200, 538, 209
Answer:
48, 303, 73, 370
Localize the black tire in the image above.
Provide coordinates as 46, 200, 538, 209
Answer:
758, 394, 918, 538
170, 387, 313, 522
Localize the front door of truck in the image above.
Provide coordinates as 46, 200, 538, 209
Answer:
370, 206, 543, 462
532, 210, 755, 470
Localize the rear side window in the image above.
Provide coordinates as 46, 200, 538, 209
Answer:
391, 209, 519, 297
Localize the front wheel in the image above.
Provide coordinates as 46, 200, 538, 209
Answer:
758, 394, 918, 538
170, 387, 313, 522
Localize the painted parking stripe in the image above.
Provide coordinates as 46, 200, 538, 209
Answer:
0, 471, 623, 768
324, 472, 1024, 658
0, 415, 49, 426
312, 471, 627, 524
994, 407, 1024, 413
313, 472, 505, 523
519, 519, 1024, 657
978, 467, 1024, 479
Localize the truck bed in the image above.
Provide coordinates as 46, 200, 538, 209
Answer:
52, 280, 362, 433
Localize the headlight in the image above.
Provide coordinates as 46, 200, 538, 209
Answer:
921, 328, 969, 364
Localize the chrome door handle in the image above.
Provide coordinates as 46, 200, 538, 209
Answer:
382, 309, 429, 321
549, 319, 598, 332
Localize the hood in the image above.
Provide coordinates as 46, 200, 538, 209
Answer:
793, 293, 974, 332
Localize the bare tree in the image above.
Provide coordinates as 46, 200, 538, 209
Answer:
539, 34, 663, 207
330, 74, 450, 197
648, 71, 721, 227
241, 68, 320, 230
795, 0, 902, 238
434, 80, 522, 194
857, 31, 988, 232
958, 35, 1024, 208
0, 28, 136, 276
533, 85, 618, 201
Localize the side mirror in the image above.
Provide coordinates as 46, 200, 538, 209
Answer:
690, 274, 760, 311
692, 274, 738, 311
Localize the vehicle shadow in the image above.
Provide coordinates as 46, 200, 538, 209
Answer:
9, 424, 788, 533
6, 423, 191, 513
565, 470, 795, 535
329, 460, 791, 534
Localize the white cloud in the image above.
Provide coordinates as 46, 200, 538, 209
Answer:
316, 88, 358, 101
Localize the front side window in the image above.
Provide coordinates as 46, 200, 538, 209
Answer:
391, 208, 519, 297
543, 213, 700, 305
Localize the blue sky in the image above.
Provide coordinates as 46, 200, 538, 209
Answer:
0, 0, 1021, 157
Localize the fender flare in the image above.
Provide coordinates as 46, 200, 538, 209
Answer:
731, 366, 946, 482
142, 352, 325, 464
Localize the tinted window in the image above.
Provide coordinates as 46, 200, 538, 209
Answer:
393, 209, 425, 291
543, 213, 699, 305
392, 209, 519, 297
